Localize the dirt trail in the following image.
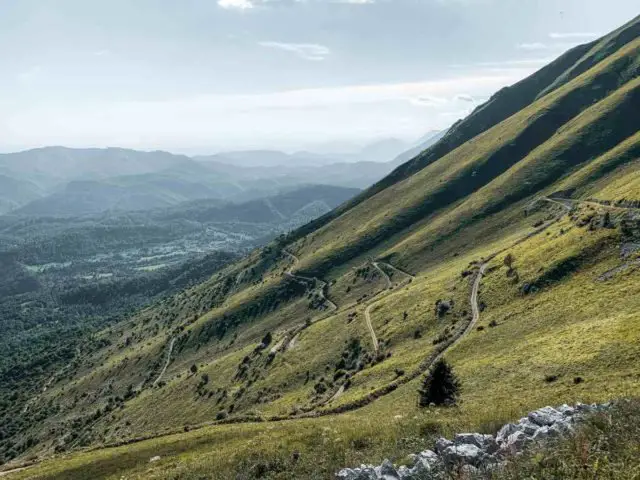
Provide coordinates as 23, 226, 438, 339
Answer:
282, 250, 337, 312
270, 338, 285, 354
279, 250, 339, 353
545, 196, 640, 213
322, 385, 345, 405
363, 261, 414, 353
542, 197, 573, 211
364, 302, 379, 353
153, 337, 176, 386
372, 262, 392, 289
378, 262, 416, 281
434, 262, 487, 364
0, 467, 29, 477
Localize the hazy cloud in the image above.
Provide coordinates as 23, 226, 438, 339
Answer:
549, 32, 601, 39
517, 42, 548, 51
218, 0, 254, 10
259, 41, 331, 60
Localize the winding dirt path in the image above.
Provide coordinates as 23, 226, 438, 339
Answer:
153, 337, 176, 386
372, 262, 392, 289
378, 262, 416, 282
0, 467, 29, 477
282, 250, 337, 312
364, 302, 379, 353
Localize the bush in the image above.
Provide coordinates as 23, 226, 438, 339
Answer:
418, 359, 460, 407
216, 411, 228, 421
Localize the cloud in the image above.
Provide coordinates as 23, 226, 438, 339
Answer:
549, 32, 601, 39
517, 42, 548, 51
218, 0, 254, 10
5, 70, 536, 150
218, 0, 374, 9
454, 94, 475, 103
259, 41, 330, 60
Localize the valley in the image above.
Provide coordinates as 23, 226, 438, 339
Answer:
0, 12, 639, 480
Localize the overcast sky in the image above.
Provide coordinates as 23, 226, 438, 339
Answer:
0, 0, 637, 154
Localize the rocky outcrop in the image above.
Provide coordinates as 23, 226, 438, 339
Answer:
336, 403, 610, 479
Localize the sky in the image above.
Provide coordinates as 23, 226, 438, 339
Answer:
0, 0, 637, 154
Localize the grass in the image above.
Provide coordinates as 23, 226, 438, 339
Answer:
3, 17, 640, 480
493, 400, 640, 479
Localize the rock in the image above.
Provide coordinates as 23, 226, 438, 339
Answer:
149, 455, 161, 463
378, 459, 400, 479
435, 437, 453, 454
416, 449, 439, 463
557, 404, 576, 416
496, 423, 517, 444
528, 406, 564, 427
442, 444, 483, 466
532, 426, 550, 442
503, 431, 530, 453
549, 422, 572, 437
454, 433, 492, 448
517, 418, 540, 437
335, 403, 612, 479
336, 466, 378, 480
460, 464, 479, 478
397, 465, 411, 478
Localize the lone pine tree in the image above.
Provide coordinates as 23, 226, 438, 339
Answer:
418, 358, 460, 407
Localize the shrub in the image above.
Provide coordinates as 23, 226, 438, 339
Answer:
216, 411, 228, 421
418, 359, 460, 407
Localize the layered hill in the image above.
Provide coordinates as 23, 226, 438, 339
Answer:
2, 15, 640, 480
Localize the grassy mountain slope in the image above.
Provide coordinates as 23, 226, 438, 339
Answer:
2, 17, 639, 479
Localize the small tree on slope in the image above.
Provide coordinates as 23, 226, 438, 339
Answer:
418, 358, 460, 407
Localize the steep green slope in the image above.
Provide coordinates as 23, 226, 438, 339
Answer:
2, 16, 639, 480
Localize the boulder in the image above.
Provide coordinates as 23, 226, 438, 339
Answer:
557, 404, 576, 416
532, 426, 550, 442
528, 406, 564, 426
549, 422, 572, 437
377, 459, 400, 479
442, 444, 483, 467
435, 437, 454, 454
336, 466, 377, 480
496, 423, 518, 444
517, 419, 540, 437
460, 464, 480, 478
454, 433, 495, 450
417, 449, 439, 463
503, 431, 530, 453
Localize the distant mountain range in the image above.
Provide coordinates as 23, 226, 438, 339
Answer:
0, 133, 443, 216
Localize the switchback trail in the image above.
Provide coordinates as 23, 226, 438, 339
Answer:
363, 261, 414, 353
60, 205, 570, 455
372, 262, 392, 289
282, 250, 337, 312
279, 249, 339, 353
153, 337, 176, 387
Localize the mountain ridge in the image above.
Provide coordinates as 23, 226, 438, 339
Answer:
1, 16, 639, 479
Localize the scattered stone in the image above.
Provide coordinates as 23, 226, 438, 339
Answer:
336, 403, 611, 479
528, 406, 564, 426
149, 456, 161, 463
